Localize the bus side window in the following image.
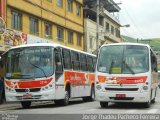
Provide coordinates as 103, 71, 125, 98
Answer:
62, 49, 72, 69
80, 53, 87, 71
71, 51, 80, 71
54, 48, 63, 80
87, 56, 94, 72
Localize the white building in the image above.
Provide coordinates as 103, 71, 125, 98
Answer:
84, 0, 122, 54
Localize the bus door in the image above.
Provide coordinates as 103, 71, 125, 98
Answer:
54, 48, 63, 82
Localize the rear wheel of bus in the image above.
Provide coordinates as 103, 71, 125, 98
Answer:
21, 101, 31, 109
100, 102, 108, 108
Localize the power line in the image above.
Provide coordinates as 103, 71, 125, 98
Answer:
121, 3, 145, 38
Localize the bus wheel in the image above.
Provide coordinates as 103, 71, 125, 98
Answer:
21, 101, 31, 109
100, 102, 108, 108
143, 101, 150, 108
0, 90, 3, 104
151, 89, 157, 103
62, 90, 69, 106
89, 85, 95, 101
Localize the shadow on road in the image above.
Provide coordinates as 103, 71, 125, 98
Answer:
99, 102, 153, 110
15, 99, 90, 110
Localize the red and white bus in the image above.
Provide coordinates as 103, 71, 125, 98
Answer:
2, 43, 96, 108
95, 43, 158, 108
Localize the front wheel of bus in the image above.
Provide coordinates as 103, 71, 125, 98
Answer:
21, 101, 31, 109
100, 102, 108, 108
90, 85, 95, 101
62, 91, 69, 106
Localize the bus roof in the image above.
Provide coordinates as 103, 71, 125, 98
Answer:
4, 43, 96, 57
101, 42, 151, 48
100, 42, 156, 56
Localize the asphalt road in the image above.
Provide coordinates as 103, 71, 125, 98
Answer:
0, 88, 160, 120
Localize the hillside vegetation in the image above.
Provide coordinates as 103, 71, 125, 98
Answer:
122, 35, 160, 51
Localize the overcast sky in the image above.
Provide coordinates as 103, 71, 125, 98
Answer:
114, 0, 160, 39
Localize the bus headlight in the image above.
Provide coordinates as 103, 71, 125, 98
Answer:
96, 85, 102, 90
5, 87, 15, 93
41, 83, 54, 91
143, 85, 148, 90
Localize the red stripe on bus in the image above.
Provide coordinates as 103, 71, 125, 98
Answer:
98, 76, 147, 84
5, 78, 53, 88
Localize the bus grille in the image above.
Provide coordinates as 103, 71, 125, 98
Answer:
15, 88, 41, 92
105, 88, 138, 91
16, 95, 41, 100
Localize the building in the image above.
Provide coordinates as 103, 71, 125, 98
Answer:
1, 0, 84, 51
84, 0, 122, 53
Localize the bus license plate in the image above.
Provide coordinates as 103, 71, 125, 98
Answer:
23, 94, 32, 99
116, 94, 126, 98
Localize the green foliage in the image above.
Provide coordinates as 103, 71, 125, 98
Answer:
122, 35, 160, 51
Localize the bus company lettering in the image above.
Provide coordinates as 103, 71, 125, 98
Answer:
70, 74, 82, 81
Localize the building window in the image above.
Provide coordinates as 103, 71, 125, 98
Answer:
68, 31, 73, 44
111, 25, 114, 35
76, 4, 81, 17
89, 37, 93, 49
77, 33, 81, 46
11, 11, 22, 30
44, 22, 52, 38
116, 28, 120, 38
106, 22, 110, 32
57, 27, 64, 41
57, 0, 63, 7
67, 0, 73, 12
30, 17, 38, 35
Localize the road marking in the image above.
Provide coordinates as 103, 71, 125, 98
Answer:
147, 109, 159, 113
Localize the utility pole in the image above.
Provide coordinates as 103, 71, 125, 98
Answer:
96, 0, 100, 52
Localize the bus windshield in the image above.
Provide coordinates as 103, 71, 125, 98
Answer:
5, 46, 53, 79
97, 45, 149, 74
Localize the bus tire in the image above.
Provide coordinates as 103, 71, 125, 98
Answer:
100, 102, 108, 108
89, 85, 95, 101
61, 90, 69, 106
151, 89, 157, 103
143, 101, 150, 108
21, 101, 31, 109
0, 92, 3, 104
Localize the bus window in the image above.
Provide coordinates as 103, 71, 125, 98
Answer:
87, 56, 94, 72
80, 53, 87, 71
62, 49, 72, 69
71, 51, 80, 71
55, 48, 63, 79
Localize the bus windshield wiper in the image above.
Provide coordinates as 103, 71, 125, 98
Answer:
109, 60, 114, 74
28, 60, 47, 78
122, 60, 135, 74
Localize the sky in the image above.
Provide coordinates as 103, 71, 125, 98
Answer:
114, 0, 160, 39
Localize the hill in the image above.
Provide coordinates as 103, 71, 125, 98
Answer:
122, 35, 160, 51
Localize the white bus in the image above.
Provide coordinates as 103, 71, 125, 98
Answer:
95, 43, 158, 108
2, 43, 96, 108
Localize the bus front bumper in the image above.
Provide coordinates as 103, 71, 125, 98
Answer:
95, 91, 150, 103
5, 90, 56, 102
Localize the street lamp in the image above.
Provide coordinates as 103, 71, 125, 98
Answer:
121, 24, 130, 28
